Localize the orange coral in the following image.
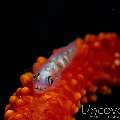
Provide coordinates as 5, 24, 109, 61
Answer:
4, 33, 120, 120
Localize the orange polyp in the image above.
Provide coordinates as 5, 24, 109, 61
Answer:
87, 85, 97, 93
77, 101, 81, 108
72, 118, 76, 120
67, 73, 73, 78
43, 94, 52, 101
32, 62, 41, 73
106, 87, 112, 95
74, 107, 79, 113
12, 92, 16, 96
80, 96, 88, 104
72, 104, 79, 113
80, 89, 86, 96
64, 100, 74, 112
85, 34, 97, 43
20, 74, 32, 86
77, 74, 84, 80
4, 110, 15, 119
21, 87, 30, 95
105, 33, 113, 40
99, 85, 112, 95
71, 79, 77, 86
5, 104, 11, 112
93, 41, 101, 48
103, 32, 118, 42
60, 80, 66, 85
63, 85, 71, 92
75, 38, 82, 48
56, 97, 63, 108
16, 99, 25, 107
74, 92, 81, 101
87, 67, 94, 74
91, 35, 97, 42
37, 56, 47, 64
85, 81, 92, 89
85, 34, 91, 41
15, 114, 24, 119
9, 96, 18, 105
24, 72, 33, 78
79, 44, 89, 55
111, 32, 118, 39
98, 32, 105, 41
16, 88, 22, 96
88, 94, 97, 103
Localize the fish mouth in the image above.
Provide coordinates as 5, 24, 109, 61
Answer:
34, 84, 47, 92
34, 84, 42, 90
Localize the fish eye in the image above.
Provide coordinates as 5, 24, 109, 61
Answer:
33, 72, 40, 80
48, 76, 54, 85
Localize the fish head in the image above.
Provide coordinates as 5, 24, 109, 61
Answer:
33, 69, 57, 91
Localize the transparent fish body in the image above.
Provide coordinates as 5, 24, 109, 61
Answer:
33, 41, 77, 91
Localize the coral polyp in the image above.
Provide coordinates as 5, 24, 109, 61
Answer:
4, 33, 120, 120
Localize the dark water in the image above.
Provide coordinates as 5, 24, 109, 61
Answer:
1, 0, 120, 119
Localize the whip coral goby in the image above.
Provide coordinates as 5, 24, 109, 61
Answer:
4, 33, 120, 120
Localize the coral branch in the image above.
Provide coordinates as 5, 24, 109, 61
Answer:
4, 33, 120, 120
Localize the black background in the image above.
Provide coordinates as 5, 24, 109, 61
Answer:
1, 0, 120, 119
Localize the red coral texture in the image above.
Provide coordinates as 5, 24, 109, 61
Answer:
4, 33, 120, 120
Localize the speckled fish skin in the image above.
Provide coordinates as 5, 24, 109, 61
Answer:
33, 41, 77, 91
